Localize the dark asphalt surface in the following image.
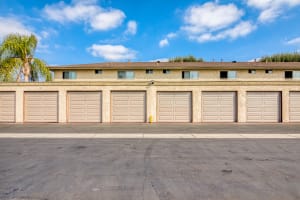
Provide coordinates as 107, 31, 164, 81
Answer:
1, 123, 300, 134
1, 137, 300, 200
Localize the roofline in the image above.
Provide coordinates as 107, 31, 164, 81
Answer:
48, 62, 300, 70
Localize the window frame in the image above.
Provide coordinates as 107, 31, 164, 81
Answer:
163, 69, 171, 74
146, 69, 153, 74
220, 71, 237, 79
248, 69, 256, 74
265, 69, 273, 74
117, 70, 135, 79
95, 69, 102, 74
62, 71, 77, 79
182, 71, 199, 80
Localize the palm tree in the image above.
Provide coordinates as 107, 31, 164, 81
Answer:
0, 34, 51, 82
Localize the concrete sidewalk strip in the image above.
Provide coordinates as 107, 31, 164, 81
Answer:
0, 133, 300, 139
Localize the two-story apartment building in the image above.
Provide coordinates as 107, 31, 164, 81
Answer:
1, 62, 300, 123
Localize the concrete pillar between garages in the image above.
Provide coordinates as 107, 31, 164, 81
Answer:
102, 89, 111, 123
147, 86, 157, 123
192, 90, 201, 123
237, 90, 246, 123
15, 89, 23, 123
281, 90, 289, 123
58, 89, 66, 123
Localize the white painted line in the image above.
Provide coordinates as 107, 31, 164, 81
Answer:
0, 133, 300, 139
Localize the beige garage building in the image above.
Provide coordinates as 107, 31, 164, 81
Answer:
111, 91, 146, 122
246, 92, 281, 123
1, 61, 300, 123
24, 92, 58, 122
67, 91, 102, 122
157, 92, 192, 122
202, 92, 237, 122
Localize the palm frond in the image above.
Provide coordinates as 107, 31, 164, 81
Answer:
31, 58, 51, 81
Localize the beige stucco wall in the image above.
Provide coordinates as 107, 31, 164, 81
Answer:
53, 69, 289, 81
1, 81, 300, 123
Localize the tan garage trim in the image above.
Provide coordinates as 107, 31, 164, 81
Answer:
67, 91, 102, 122
202, 92, 237, 122
24, 92, 58, 122
289, 92, 300, 122
247, 92, 281, 122
157, 92, 192, 122
0, 92, 15, 122
111, 91, 146, 122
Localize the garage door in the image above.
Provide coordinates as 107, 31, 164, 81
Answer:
289, 92, 300, 122
68, 92, 102, 122
111, 91, 146, 122
0, 92, 15, 122
247, 92, 281, 122
157, 92, 192, 122
202, 92, 236, 122
24, 92, 58, 122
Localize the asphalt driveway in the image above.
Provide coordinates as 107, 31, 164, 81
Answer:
0, 124, 300, 200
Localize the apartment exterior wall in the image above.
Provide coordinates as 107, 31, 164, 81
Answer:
53, 69, 288, 81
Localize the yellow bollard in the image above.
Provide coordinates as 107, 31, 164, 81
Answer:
149, 115, 153, 123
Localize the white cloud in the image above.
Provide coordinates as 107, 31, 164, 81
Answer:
87, 44, 137, 61
0, 17, 33, 40
246, 0, 300, 22
125, 20, 137, 35
167, 32, 177, 39
159, 39, 169, 48
43, 0, 126, 31
90, 10, 125, 31
193, 21, 256, 42
182, 2, 243, 34
181, 2, 255, 43
286, 37, 300, 45
159, 32, 177, 47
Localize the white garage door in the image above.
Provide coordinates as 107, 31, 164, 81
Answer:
68, 92, 102, 122
289, 92, 300, 122
157, 92, 192, 122
111, 91, 146, 122
202, 92, 237, 122
0, 92, 15, 122
247, 92, 281, 122
24, 92, 58, 122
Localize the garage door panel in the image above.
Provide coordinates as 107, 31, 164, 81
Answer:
157, 92, 191, 122
0, 92, 15, 122
68, 92, 101, 123
111, 92, 146, 122
202, 92, 236, 122
289, 92, 300, 122
247, 92, 280, 122
24, 92, 58, 122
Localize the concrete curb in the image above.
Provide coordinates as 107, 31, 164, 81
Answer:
0, 133, 300, 139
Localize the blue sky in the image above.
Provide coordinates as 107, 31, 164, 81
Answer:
1, 0, 300, 65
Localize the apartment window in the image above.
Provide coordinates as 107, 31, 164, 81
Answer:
118, 71, 135, 79
265, 69, 273, 74
248, 69, 256, 74
293, 71, 300, 79
95, 69, 102, 74
62, 71, 77, 79
182, 71, 199, 79
285, 71, 300, 79
146, 69, 153, 74
220, 71, 236, 79
285, 71, 293, 79
163, 69, 171, 74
